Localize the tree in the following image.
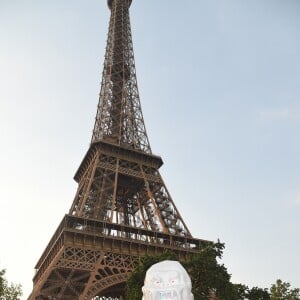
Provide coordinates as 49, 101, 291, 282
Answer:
125, 244, 300, 300
184, 241, 235, 299
0, 269, 22, 300
0, 269, 5, 296
232, 283, 249, 299
125, 242, 239, 300
247, 286, 270, 300
231, 284, 271, 300
270, 279, 300, 300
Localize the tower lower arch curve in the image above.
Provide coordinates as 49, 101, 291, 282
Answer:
84, 272, 130, 300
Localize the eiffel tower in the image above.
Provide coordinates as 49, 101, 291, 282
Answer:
28, 1, 209, 299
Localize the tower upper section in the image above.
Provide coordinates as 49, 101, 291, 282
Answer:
92, 0, 151, 154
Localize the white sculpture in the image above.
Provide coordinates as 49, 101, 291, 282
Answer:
142, 260, 194, 300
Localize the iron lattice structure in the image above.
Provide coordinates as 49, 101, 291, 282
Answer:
28, 1, 209, 299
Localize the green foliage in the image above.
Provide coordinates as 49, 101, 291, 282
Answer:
247, 286, 270, 300
232, 283, 249, 299
270, 279, 300, 300
125, 242, 238, 300
0, 269, 22, 300
184, 241, 235, 299
0, 269, 5, 296
124, 243, 300, 300
231, 284, 270, 300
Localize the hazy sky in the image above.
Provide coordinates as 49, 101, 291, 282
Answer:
1, 0, 300, 298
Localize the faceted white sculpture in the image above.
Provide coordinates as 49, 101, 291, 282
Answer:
142, 260, 194, 300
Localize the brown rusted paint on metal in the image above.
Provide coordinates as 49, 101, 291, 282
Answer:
28, 1, 210, 299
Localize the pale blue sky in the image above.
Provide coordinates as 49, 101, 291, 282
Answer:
0, 1, 300, 298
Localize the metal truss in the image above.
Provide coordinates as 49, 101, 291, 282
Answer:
28, 0, 210, 299
29, 214, 207, 299
92, 0, 151, 153
69, 141, 191, 236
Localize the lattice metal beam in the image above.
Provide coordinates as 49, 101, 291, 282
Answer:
28, 1, 210, 299
92, 0, 151, 153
